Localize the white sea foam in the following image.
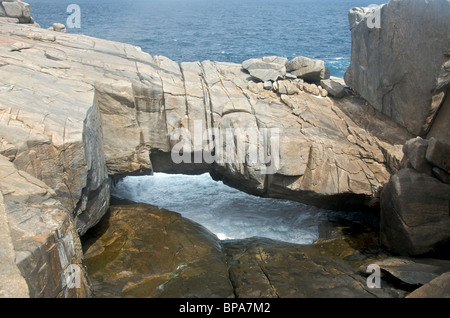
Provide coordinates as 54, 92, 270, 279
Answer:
111, 173, 365, 244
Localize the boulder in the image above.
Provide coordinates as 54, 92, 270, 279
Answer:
361, 257, 450, 288
345, 0, 450, 136
407, 272, 450, 298
51, 22, 66, 33
241, 56, 287, 82
0, 0, 32, 23
83, 204, 234, 298
426, 137, 450, 174
402, 137, 433, 174
276, 79, 300, 95
320, 78, 346, 98
302, 82, 320, 96
263, 80, 273, 90
286, 56, 330, 82
2, 1, 22, 18
380, 168, 450, 257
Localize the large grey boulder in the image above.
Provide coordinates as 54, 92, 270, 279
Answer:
241, 56, 287, 82
0, 0, 32, 23
320, 78, 346, 98
426, 137, 450, 174
402, 137, 433, 175
345, 0, 450, 136
2, 1, 22, 18
380, 168, 450, 257
286, 56, 330, 82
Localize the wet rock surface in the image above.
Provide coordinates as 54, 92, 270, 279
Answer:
82, 203, 234, 298
81, 202, 450, 298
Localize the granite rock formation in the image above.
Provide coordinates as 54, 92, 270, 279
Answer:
346, 0, 450, 258
345, 0, 450, 137
0, 0, 37, 25
0, 21, 409, 218
83, 202, 450, 298
1, 0, 449, 298
380, 140, 450, 257
286, 56, 330, 83
0, 155, 90, 297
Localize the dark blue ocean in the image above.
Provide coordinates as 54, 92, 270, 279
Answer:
26, 0, 384, 78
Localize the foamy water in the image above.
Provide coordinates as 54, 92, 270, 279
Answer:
111, 173, 370, 244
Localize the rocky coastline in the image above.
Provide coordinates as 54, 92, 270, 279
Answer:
0, 0, 449, 298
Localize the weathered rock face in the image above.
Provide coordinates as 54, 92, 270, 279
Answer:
242, 56, 287, 82
345, 0, 450, 260
0, 22, 411, 215
381, 135, 450, 258
380, 168, 450, 257
0, 29, 111, 236
286, 56, 330, 83
407, 272, 450, 298
0, 155, 90, 297
82, 204, 234, 298
85, 203, 450, 298
0, 0, 36, 25
345, 0, 450, 137
0, 19, 415, 297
